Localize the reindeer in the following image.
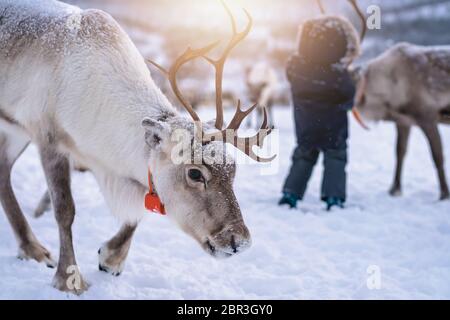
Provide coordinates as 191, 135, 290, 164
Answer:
0, 0, 274, 294
354, 43, 450, 200
245, 62, 278, 128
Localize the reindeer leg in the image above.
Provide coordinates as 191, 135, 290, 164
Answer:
39, 145, 89, 294
35, 166, 88, 218
389, 123, 411, 197
418, 121, 449, 200
98, 223, 137, 276
93, 171, 145, 276
0, 131, 56, 267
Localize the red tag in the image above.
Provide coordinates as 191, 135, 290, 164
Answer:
145, 192, 166, 215
145, 169, 166, 215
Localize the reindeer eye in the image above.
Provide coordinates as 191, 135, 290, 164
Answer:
188, 169, 203, 182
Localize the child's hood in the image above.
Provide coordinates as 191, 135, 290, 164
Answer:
297, 15, 361, 66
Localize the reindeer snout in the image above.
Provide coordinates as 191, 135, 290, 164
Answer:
208, 223, 251, 258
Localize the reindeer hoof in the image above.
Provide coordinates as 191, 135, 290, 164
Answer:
98, 246, 125, 277
18, 241, 57, 268
98, 263, 121, 277
98, 264, 121, 276
52, 272, 90, 295
98, 264, 108, 272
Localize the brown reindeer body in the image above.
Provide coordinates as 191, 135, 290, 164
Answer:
440, 106, 450, 124
355, 42, 450, 199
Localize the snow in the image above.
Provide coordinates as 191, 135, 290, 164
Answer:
1, 0, 450, 300
0, 107, 449, 299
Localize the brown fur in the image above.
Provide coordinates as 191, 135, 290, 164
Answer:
98, 224, 137, 275
0, 131, 56, 267
356, 43, 450, 199
39, 144, 89, 293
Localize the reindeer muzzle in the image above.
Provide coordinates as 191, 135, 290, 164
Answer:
206, 223, 251, 258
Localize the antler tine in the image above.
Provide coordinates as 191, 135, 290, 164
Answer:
234, 117, 276, 163
233, 107, 274, 162
148, 41, 219, 123
222, 0, 237, 35
202, 100, 256, 142
316, 0, 326, 14
234, 137, 276, 162
203, 0, 253, 130
255, 107, 272, 147
227, 100, 258, 129
348, 0, 367, 41
259, 107, 270, 131
147, 59, 168, 75
202, 104, 275, 162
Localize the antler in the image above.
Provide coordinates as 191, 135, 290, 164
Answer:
148, 42, 219, 123
200, 0, 274, 162
203, 0, 253, 130
347, 0, 367, 41
232, 108, 275, 162
202, 101, 275, 162
316, 0, 326, 14
316, 0, 366, 41
148, 0, 275, 163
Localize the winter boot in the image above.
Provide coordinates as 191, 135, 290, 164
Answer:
278, 192, 299, 209
324, 197, 345, 211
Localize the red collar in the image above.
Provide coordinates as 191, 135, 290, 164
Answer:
144, 169, 166, 215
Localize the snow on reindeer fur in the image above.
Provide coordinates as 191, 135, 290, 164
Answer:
0, 0, 82, 56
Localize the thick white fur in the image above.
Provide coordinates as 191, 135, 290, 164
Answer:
0, 0, 179, 223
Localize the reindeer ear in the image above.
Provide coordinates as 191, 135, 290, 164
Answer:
142, 118, 168, 149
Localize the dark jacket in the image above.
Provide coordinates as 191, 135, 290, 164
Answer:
287, 54, 356, 150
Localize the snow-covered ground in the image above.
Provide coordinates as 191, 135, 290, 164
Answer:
0, 107, 449, 299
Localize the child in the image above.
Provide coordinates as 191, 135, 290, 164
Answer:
279, 16, 360, 210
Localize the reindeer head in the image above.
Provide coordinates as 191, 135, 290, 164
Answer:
144, 1, 274, 258
353, 65, 394, 123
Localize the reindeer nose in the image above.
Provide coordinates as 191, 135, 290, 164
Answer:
211, 223, 251, 256
230, 234, 251, 253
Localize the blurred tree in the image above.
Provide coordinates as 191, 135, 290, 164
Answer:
359, 0, 450, 61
